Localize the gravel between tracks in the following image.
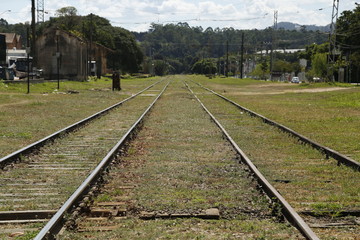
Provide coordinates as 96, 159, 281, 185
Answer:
60, 78, 302, 239
0, 82, 168, 239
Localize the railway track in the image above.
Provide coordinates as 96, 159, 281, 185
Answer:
192, 81, 360, 171
41, 78, 320, 239
0, 79, 169, 239
187, 80, 360, 239
2, 76, 358, 239
0, 79, 163, 169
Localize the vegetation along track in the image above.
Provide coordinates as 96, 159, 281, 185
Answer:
0, 79, 168, 239
187, 79, 360, 239
58, 78, 312, 239
0, 79, 163, 169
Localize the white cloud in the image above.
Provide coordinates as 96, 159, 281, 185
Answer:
1, 0, 357, 31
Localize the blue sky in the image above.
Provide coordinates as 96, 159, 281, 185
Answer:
1, 0, 358, 32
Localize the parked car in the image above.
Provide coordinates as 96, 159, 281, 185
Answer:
291, 77, 300, 83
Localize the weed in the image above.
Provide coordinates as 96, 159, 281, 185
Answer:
14, 231, 38, 240
112, 189, 124, 196
95, 193, 112, 202
310, 202, 343, 217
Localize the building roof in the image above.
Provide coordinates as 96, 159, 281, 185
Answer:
0, 33, 17, 44
256, 49, 305, 54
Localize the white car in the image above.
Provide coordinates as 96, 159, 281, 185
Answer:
291, 77, 300, 83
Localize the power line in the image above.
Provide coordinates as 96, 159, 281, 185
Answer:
110, 14, 270, 26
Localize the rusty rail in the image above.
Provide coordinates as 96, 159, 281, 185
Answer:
185, 81, 319, 240
193, 81, 360, 171
0, 80, 162, 168
34, 81, 170, 240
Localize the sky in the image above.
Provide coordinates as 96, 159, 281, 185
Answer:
0, 0, 358, 32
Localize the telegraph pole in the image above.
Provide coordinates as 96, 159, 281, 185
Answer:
226, 40, 229, 77
27, 26, 30, 94
240, 32, 244, 79
31, 0, 36, 66
89, 13, 93, 77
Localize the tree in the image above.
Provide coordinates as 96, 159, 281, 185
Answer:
273, 60, 292, 74
53, 7, 80, 31
138, 22, 328, 75
310, 53, 328, 79
191, 59, 217, 74
153, 60, 169, 76
291, 62, 302, 75
0, 18, 8, 28
55, 6, 78, 17
260, 60, 268, 79
111, 27, 144, 73
41, 8, 144, 73
251, 59, 269, 80
336, 5, 360, 81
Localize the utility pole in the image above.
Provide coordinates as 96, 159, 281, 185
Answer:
240, 32, 244, 79
27, 26, 30, 94
89, 13, 93, 78
31, 0, 36, 66
56, 30, 60, 89
226, 40, 229, 77
328, 0, 340, 81
82, 21, 88, 81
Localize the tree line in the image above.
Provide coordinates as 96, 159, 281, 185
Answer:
1, 5, 359, 81
134, 23, 328, 76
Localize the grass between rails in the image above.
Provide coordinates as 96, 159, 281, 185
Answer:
187, 78, 360, 239
0, 81, 168, 240
0, 77, 161, 158
190, 82, 360, 209
64, 218, 300, 240
193, 75, 360, 161
3, 75, 359, 238
0, 80, 168, 210
61, 77, 302, 239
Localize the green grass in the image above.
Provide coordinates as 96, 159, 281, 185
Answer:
3, 75, 360, 239
189, 79, 360, 208
0, 77, 160, 157
194, 75, 360, 161
61, 77, 301, 239
60, 218, 301, 240
187, 76, 360, 239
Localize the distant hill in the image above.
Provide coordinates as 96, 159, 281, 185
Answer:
276, 22, 331, 32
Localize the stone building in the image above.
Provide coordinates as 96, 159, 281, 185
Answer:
36, 28, 111, 80
0, 33, 22, 49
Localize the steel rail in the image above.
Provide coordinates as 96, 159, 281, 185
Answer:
34, 81, 170, 240
0, 80, 162, 168
184, 81, 319, 240
193, 81, 360, 171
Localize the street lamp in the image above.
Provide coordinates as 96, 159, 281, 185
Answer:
56, 30, 60, 89
26, 26, 30, 94
0, 10, 11, 16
